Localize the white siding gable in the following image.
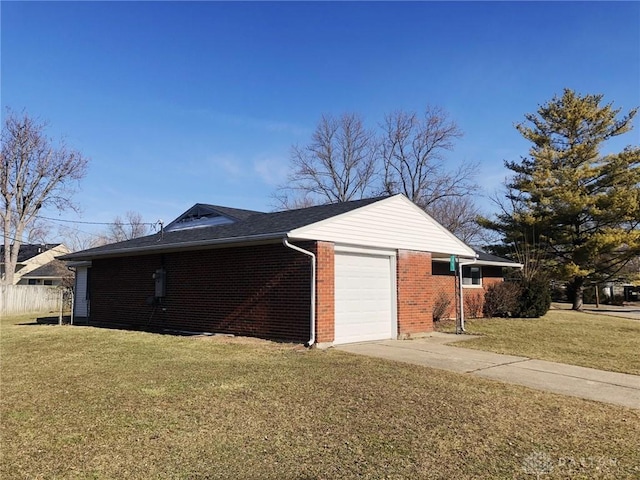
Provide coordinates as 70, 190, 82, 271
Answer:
289, 195, 475, 257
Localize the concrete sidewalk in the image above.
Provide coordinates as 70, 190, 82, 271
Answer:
552, 302, 640, 321
336, 334, 640, 410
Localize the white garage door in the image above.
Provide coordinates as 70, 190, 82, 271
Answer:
334, 252, 395, 345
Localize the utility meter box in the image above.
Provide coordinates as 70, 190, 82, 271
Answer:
153, 268, 166, 298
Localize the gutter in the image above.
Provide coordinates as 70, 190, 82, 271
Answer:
61, 231, 290, 261
282, 237, 316, 348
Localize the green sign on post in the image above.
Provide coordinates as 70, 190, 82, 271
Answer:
450, 255, 456, 272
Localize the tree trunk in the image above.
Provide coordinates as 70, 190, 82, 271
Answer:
571, 277, 585, 310
2, 216, 14, 285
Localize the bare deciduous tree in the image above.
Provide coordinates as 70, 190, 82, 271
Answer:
102, 211, 150, 244
1, 109, 88, 284
58, 226, 107, 252
274, 113, 377, 209
380, 106, 477, 210
58, 212, 151, 253
428, 196, 483, 244
25, 218, 53, 244
275, 107, 483, 242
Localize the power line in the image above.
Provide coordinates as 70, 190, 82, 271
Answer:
2, 217, 162, 245
0, 227, 96, 245
36, 215, 160, 227
1, 213, 163, 249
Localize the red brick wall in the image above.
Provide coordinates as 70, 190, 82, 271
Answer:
397, 250, 434, 336
314, 242, 335, 343
89, 242, 314, 342
89, 241, 508, 344
431, 262, 457, 319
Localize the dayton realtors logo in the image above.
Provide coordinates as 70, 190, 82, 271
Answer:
522, 451, 554, 479
522, 450, 619, 478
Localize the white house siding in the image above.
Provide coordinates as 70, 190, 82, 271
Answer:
290, 195, 475, 257
73, 266, 89, 317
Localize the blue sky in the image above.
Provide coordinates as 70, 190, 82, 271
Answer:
2, 1, 639, 242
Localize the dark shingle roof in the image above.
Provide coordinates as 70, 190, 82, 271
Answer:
63, 197, 389, 260
0, 244, 62, 263
473, 249, 522, 266
21, 259, 72, 279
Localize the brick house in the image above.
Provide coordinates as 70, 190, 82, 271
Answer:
431, 250, 522, 319
63, 195, 519, 346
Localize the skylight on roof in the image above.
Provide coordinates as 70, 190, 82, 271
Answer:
165, 215, 234, 232
165, 205, 236, 232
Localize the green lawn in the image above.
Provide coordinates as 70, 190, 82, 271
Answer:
437, 309, 640, 375
2, 314, 639, 479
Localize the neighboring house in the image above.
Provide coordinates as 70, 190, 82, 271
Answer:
602, 283, 639, 302
19, 259, 73, 287
432, 250, 523, 318
0, 244, 71, 285
62, 195, 519, 346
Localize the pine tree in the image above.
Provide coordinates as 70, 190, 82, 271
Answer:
486, 89, 640, 310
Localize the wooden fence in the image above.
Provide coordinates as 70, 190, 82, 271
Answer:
0, 285, 66, 316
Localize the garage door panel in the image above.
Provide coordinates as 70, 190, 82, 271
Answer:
334, 253, 395, 345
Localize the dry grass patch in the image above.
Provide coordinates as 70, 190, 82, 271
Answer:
2, 314, 639, 479
436, 309, 640, 375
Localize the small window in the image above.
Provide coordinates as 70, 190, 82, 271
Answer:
28, 279, 38, 285
462, 266, 482, 286
43, 280, 53, 286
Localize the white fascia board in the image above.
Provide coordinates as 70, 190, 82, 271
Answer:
432, 257, 523, 268
24, 275, 63, 280
478, 260, 523, 268
333, 244, 397, 256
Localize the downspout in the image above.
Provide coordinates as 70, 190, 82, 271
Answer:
457, 254, 479, 333
282, 238, 316, 347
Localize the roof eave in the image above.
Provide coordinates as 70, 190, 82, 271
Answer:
476, 260, 523, 268
22, 275, 68, 279
65, 260, 92, 267
61, 231, 290, 261
432, 257, 523, 268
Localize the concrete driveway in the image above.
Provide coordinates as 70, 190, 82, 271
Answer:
336, 334, 640, 410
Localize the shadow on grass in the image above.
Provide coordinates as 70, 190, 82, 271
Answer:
19, 316, 229, 338
18, 315, 81, 326
17, 317, 190, 337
